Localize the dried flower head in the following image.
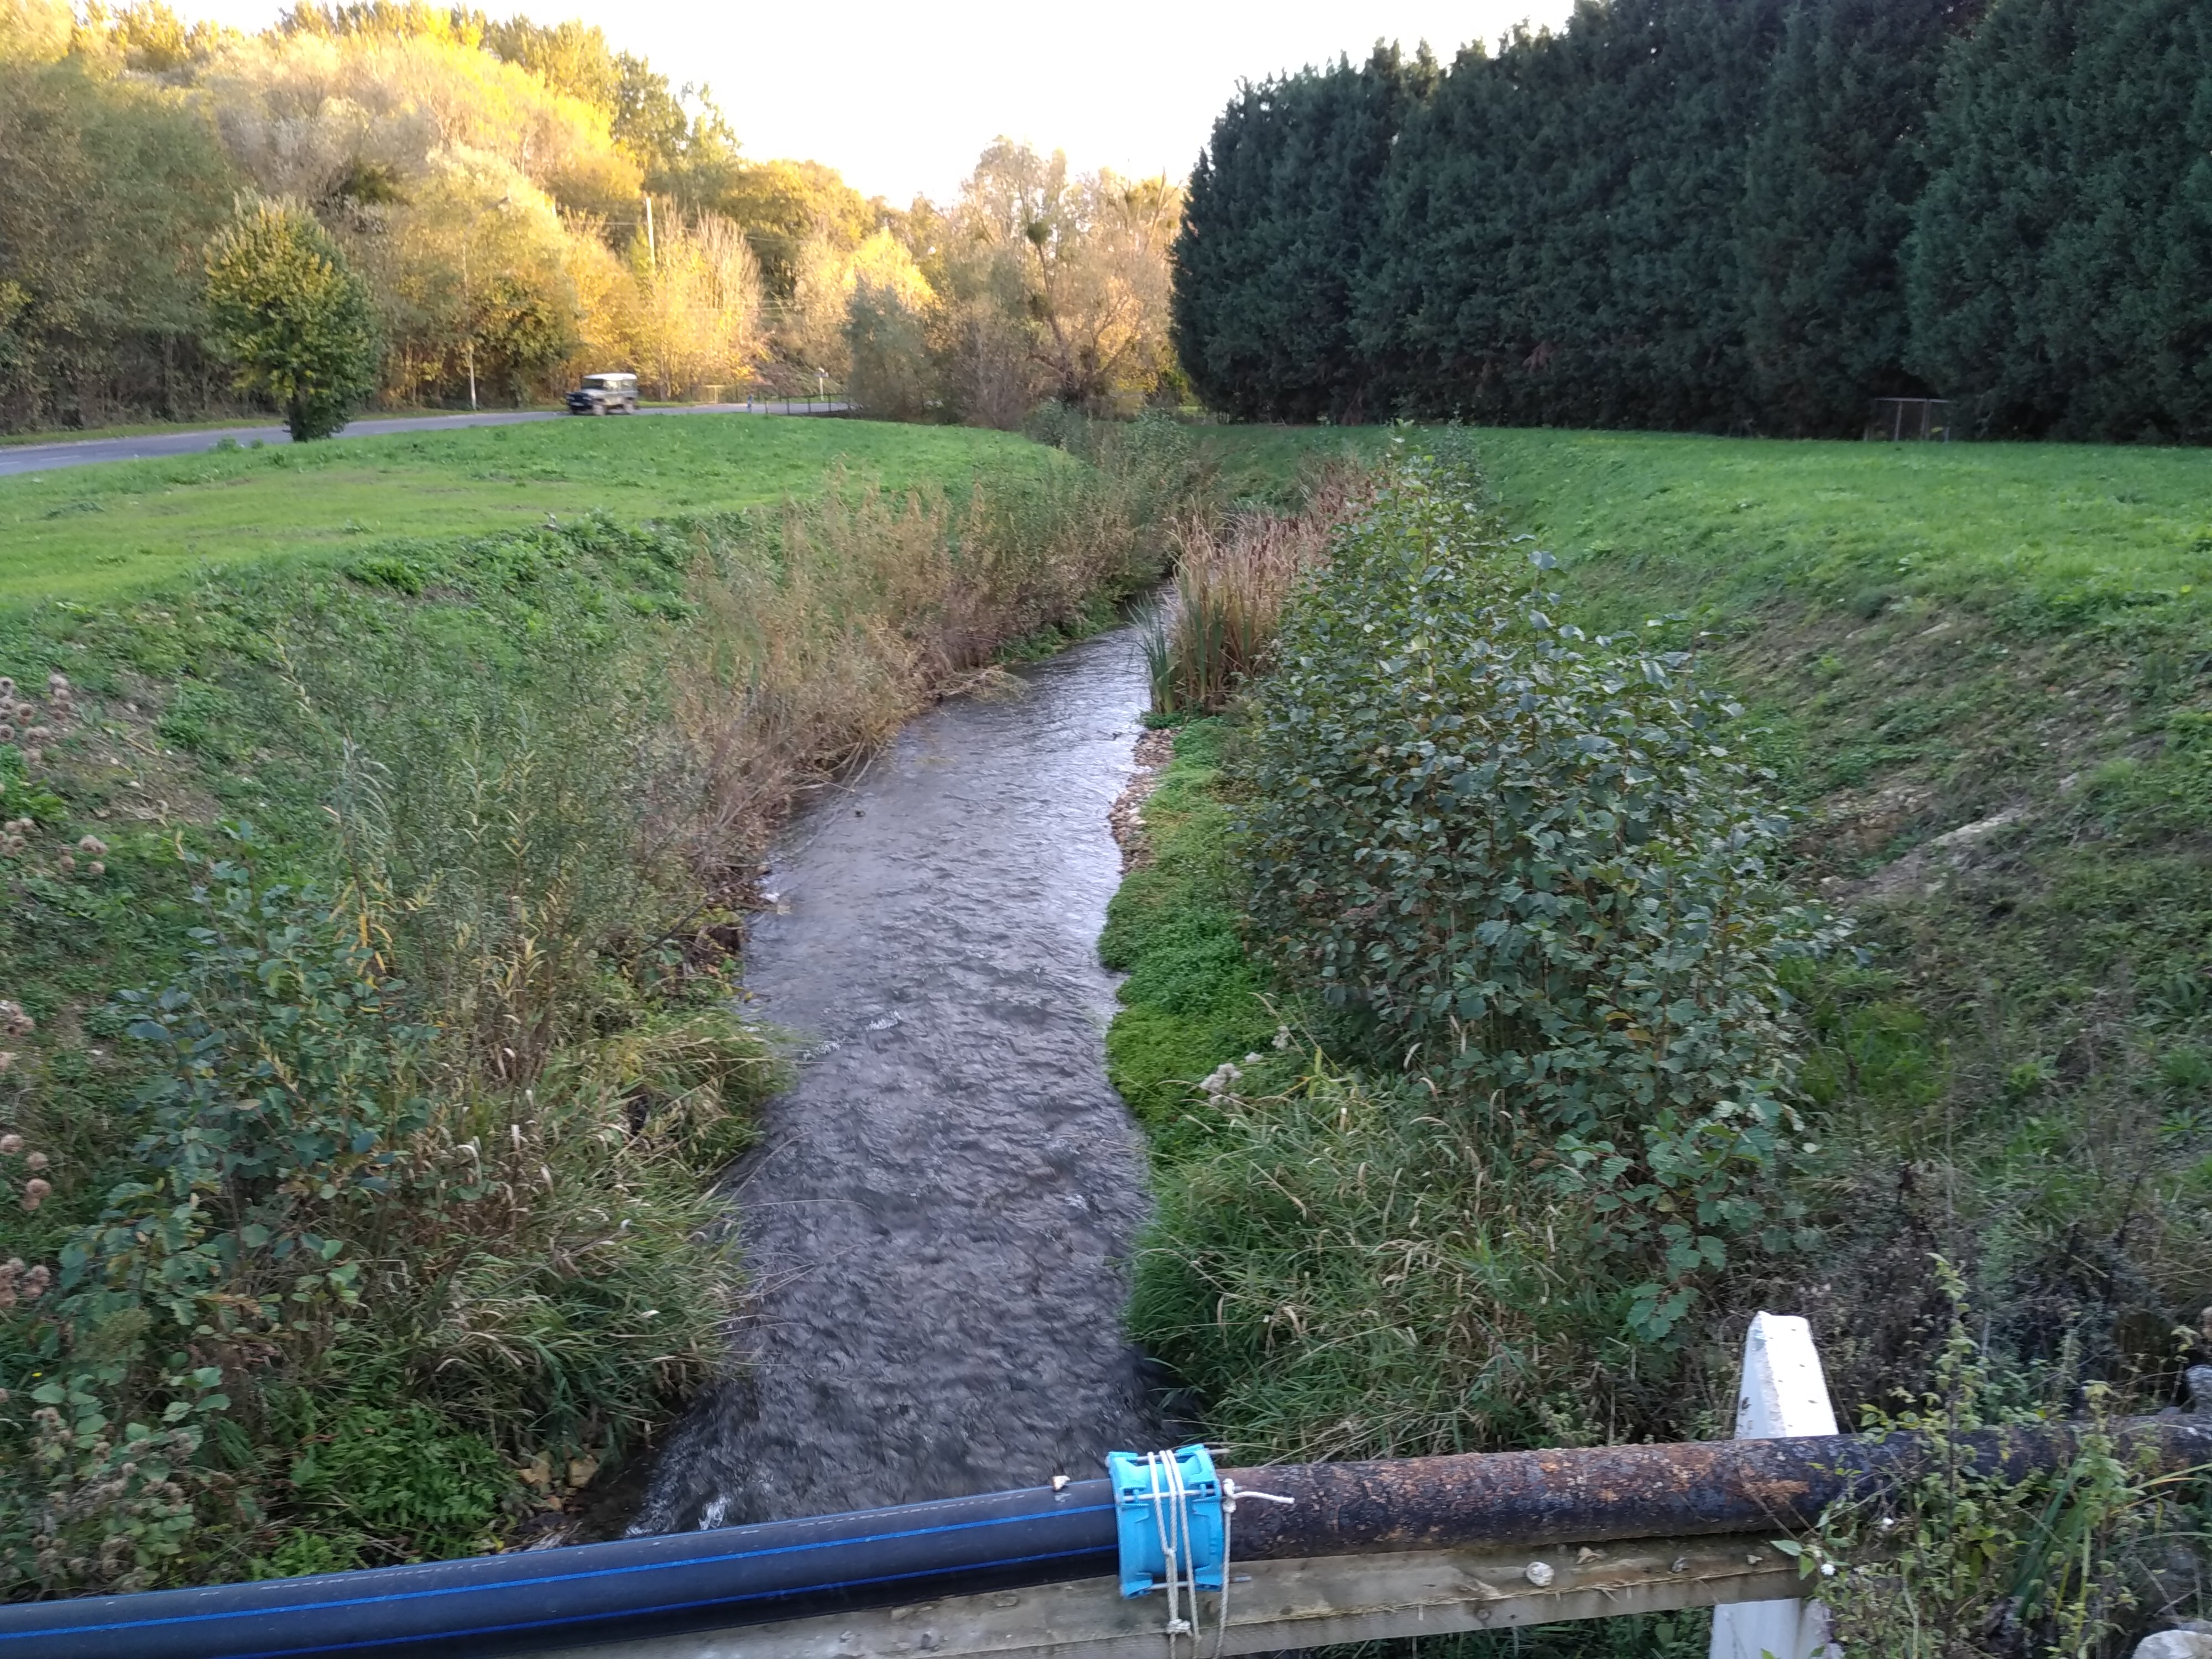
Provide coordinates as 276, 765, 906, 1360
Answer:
24, 727, 50, 742
0, 726, 14, 745
21, 1177, 49, 1210
0, 1135, 20, 1155
76, 836, 105, 855
0, 1004, 29, 1037
0, 679, 12, 698
45, 674, 66, 692
86, 862, 104, 878
24, 1152, 45, 1171
55, 854, 74, 874
11, 704, 29, 722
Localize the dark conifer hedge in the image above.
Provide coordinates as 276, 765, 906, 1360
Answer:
1171, 0, 2212, 441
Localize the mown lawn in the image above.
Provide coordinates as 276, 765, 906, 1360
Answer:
0, 416, 1046, 605
1472, 428, 2212, 630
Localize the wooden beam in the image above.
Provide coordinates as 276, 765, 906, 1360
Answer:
546, 1533, 1805, 1659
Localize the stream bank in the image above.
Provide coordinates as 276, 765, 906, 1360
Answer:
629, 626, 1171, 1531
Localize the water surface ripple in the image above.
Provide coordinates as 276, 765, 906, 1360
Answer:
631, 627, 1168, 1531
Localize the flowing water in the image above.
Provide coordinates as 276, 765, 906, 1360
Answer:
629, 627, 1171, 1532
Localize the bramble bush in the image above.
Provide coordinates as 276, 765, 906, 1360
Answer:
1239, 437, 1842, 1339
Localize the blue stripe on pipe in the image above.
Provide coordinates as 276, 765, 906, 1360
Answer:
0, 1501, 1117, 1650
181, 1546, 1113, 1659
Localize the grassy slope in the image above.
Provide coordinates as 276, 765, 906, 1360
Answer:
0, 416, 1133, 1585
0, 416, 1043, 604
1190, 424, 2212, 1412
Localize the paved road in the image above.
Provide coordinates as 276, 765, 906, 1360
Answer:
0, 401, 852, 478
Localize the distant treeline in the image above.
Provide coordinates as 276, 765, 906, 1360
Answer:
1172, 0, 2212, 441
0, 1, 1180, 432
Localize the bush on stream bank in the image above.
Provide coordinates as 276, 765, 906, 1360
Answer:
1111, 435, 2212, 1652
0, 419, 1206, 1594
1125, 440, 1838, 1454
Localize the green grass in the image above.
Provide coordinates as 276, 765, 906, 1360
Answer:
0, 416, 1045, 605
1099, 719, 1287, 1155
1473, 429, 2212, 634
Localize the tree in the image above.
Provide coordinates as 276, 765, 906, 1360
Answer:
204, 199, 380, 439
934, 140, 1182, 417
629, 210, 764, 399
0, 50, 238, 429
1907, 0, 2212, 439
845, 237, 935, 420
1175, 45, 1434, 421
1737, 0, 1977, 435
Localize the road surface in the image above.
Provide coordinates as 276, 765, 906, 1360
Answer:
0, 401, 852, 478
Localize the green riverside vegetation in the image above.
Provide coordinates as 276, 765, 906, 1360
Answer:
1109, 427, 2212, 1652
0, 413, 1200, 1593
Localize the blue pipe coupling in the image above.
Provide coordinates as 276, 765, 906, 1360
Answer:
1107, 1444, 1225, 1598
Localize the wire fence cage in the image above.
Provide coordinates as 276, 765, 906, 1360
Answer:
1866, 396, 1953, 442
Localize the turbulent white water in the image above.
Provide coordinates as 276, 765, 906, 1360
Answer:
629, 627, 1172, 1532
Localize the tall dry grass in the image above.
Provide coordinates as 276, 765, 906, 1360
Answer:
671, 436, 1194, 900
1145, 466, 1363, 716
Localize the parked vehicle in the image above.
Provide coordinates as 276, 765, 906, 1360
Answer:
566, 372, 639, 415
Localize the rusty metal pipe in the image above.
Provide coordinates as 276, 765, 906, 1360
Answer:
1223, 1417, 2212, 1559
8, 1420, 2208, 1657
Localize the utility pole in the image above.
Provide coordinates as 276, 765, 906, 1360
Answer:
644, 193, 656, 267
461, 238, 476, 412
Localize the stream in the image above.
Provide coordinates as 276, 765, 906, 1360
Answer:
628, 626, 1171, 1533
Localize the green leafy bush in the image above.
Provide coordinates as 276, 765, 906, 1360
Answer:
204, 200, 380, 442
1239, 439, 1839, 1335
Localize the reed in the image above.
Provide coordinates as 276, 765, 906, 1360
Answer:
1146, 469, 1359, 716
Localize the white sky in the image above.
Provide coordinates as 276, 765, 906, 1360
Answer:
172, 1, 1576, 203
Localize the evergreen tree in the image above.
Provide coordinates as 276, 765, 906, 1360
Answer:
1361, 0, 1786, 430
204, 200, 381, 441
1171, 44, 1434, 422
1739, 0, 1976, 435
1907, 0, 2212, 439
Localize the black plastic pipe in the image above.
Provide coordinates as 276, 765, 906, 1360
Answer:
0, 1479, 1121, 1659
8, 1416, 2210, 1659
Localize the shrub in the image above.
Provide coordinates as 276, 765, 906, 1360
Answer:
1239, 438, 1840, 1338
204, 200, 380, 442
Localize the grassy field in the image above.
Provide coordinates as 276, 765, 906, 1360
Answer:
0, 416, 1045, 604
